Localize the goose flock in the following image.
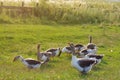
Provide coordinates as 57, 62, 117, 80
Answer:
13, 36, 104, 74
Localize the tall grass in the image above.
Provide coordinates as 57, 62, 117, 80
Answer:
0, 0, 120, 24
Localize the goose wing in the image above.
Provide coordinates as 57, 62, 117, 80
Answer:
75, 44, 84, 47
43, 52, 52, 56
87, 43, 96, 49
87, 54, 104, 59
25, 59, 41, 65
77, 59, 95, 67
46, 48, 57, 52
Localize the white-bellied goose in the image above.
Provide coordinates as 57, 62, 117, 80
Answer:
69, 43, 96, 74
85, 54, 104, 64
13, 55, 43, 69
37, 44, 52, 63
46, 48, 62, 57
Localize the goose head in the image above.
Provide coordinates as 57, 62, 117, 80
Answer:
13, 55, 23, 62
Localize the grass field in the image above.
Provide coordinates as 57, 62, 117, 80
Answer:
0, 24, 120, 80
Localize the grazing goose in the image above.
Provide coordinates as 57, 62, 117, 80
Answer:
85, 54, 104, 64
46, 48, 62, 57
62, 43, 84, 54
13, 55, 43, 69
37, 44, 52, 63
62, 46, 72, 54
69, 43, 96, 74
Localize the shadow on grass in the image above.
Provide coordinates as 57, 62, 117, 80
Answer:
78, 72, 92, 79
40, 62, 55, 72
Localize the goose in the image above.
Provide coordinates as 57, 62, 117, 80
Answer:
85, 54, 104, 64
62, 46, 72, 54
69, 43, 96, 74
37, 44, 52, 63
79, 36, 97, 57
79, 49, 90, 57
13, 55, 43, 69
79, 48, 97, 57
74, 44, 84, 52
62, 43, 84, 54
86, 36, 97, 54
46, 48, 62, 57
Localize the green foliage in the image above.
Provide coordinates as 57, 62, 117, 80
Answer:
0, 24, 120, 80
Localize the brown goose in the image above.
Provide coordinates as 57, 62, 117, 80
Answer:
37, 44, 52, 63
69, 43, 96, 74
13, 55, 43, 69
46, 48, 62, 57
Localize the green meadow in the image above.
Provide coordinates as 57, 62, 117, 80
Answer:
0, 0, 120, 80
0, 24, 120, 80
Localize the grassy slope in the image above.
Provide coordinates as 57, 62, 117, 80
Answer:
0, 24, 120, 80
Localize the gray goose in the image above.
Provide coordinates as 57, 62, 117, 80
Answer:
37, 44, 52, 63
69, 43, 96, 74
74, 44, 84, 52
62, 46, 72, 54
62, 43, 84, 54
79, 36, 97, 57
86, 36, 97, 54
13, 55, 43, 69
46, 48, 62, 57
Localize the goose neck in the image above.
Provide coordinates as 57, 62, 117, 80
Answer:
19, 56, 24, 62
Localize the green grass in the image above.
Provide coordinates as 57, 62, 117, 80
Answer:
0, 24, 120, 80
